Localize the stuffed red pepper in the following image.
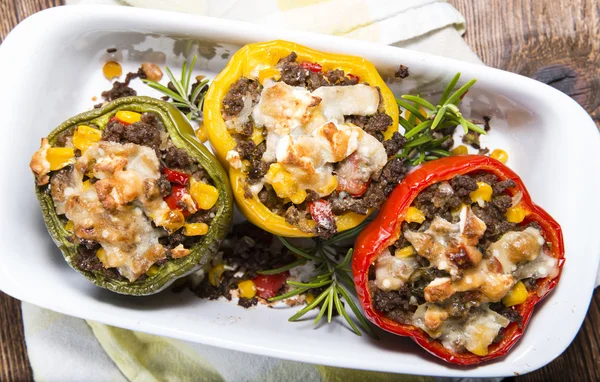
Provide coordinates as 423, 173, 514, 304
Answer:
352, 155, 564, 365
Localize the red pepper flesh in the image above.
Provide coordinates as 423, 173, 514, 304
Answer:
308, 200, 336, 232
347, 73, 360, 82
163, 167, 190, 185
164, 184, 193, 217
352, 155, 565, 365
253, 271, 290, 299
300, 61, 323, 72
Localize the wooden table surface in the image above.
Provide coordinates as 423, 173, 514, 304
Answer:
1, 0, 598, 381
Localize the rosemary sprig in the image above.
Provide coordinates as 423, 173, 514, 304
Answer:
265, 224, 377, 338
142, 55, 210, 121
396, 73, 485, 166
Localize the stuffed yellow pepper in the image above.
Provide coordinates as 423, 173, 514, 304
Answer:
204, 40, 401, 238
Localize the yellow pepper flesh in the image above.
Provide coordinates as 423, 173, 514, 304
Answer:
204, 41, 397, 237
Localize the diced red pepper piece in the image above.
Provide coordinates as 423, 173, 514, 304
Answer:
308, 199, 336, 232
163, 167, 190, 185
164, 185, 193, 217
300, 61, 322, 73
253, 271, 290, 299
347, 73, 360, 82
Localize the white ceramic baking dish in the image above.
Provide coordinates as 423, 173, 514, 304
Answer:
0, 5, 598, 378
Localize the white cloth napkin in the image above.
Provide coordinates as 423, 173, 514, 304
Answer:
22, 1, 590, 381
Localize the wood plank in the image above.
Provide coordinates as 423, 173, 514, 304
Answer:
449, 1, 600, 380
450, 0, 600, 129
0, 292, 33, 381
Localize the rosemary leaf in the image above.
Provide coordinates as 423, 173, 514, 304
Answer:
327, 288, 335, 323
289, 287, 331, 322
439, 72, 461, 105
287, 279, 333, 288
401, 95, 435, 111
278, 237, 320, 261
398, 115, 415, 132
396, 98, 427, 123
338, 286, 378, 339
446, 79, 477, 105
268, 286, 309, 302
404, 120, 433, 139
430, 105, 447, 131
258, 258, 307, 275
314, 296, 329, 325
405, 134, 433, 149
335, 292, 362, 336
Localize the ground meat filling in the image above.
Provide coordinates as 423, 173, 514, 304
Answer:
220, 52, 405, 238
46, 111, 217, 280
182, 222, 297, 307
368, 172, 556, 356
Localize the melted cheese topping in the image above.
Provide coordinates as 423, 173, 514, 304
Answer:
56, 141, 176, 281
374, 248, 420, 292
374, 204, 559, 356
403, 205, 486, 279
414, 304, 510, 355
243, 80, 386, 194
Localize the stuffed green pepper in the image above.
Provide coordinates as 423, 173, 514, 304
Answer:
29, 96, 233, 295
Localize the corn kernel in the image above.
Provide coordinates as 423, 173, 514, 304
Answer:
266, 163, 307, 204
96, 247, 108, 267
115, 111, 142, 124
490, 148, 508, 164
451, 145, 468, 156
395, 246, 415, 258
506, 204, 527, 223
470, 182, 493, 205
503, 281, 529, 307
103, 61, 122, 80
65, 220, 74, 232
251, 128, 265, 145
190, 179, 219, 210
258, 67, 281, 84
47, 147, 75, 171
195, 122, 208, 143
305, 293, 315, 305
238, 280, 257, 299
405, 207, 426, 224
73, 125, 102, 152
160, 209, 186, 233
184, 222, 209, 236
317, 176, 338, 197
208, 264, 225, 287
146, 265, 160, 277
